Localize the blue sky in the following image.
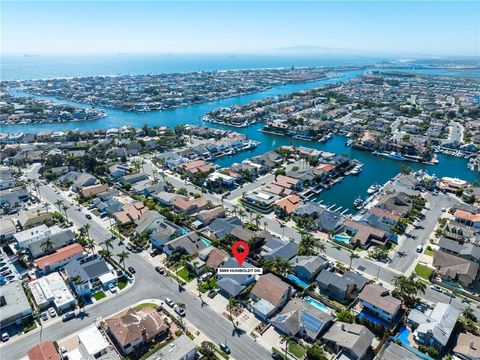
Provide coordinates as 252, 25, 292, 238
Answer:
2, 1, 479, 56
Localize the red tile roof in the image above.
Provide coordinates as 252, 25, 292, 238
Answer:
34, 243, 84, 270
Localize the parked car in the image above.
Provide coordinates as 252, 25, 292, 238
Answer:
199, 272, 212, 282
165, 297, 175, 307
41, 312, 49, 321
48, 307, 57, 317
62, 311, 75, 322
60, 346, 68, 359
85, 214, 92, 220
430, 285, 442, 292
1, 332, 9, 342
416, 245, 423, 253
128, 266, 136, 274
174, 305, 185, 317
155, 266, 165, 275
272, 352, 283, 360
108, 283, 117, 293
219, 342, 231, 354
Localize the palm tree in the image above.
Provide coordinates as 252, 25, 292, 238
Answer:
231, 204, 239, 217
238, 209, 247, 222
85, 237, 96, 254
349, 252, 359, 269
317, 242, 326, 254
253, 211, 262, 229
101, 238, 114, 252
55, 199, 64, 212
98, 249, 113, 260
83, 224, 91, 239
273, 256, 292, 275
117, 251, 130, 269
43, 202, 50, 213
281, 335, 295, 359
41, 237, 54, 254
298, 233, 316, 256
393, 274, 426, 307
62, 204, 70, 222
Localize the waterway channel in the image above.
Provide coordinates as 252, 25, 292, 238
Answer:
3, 69, 478, 212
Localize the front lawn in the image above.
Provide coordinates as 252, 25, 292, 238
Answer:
415, 264, 435, 280
93, 291, 106, 301
288, 342, 306, 359
176, 267, 196, 283
198, 278, 219, 293
133, 303, 158, 311
117, 281, 127, 290
424, 247, 435, 256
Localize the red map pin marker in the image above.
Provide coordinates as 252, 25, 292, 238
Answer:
232, 241, 249, 265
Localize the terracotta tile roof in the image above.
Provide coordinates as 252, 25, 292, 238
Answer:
272, 175, 300, 190
105, 307, 168, 347
251, 273, 290, 307
316, 164, 335, 172
34, 243, 84, 270
275, 195, 301, 215
454, 209, 480, 223
206, 248, 229, 268
27, 341, 60, 360
81, 184, 109, 198
370, 207, 401, 221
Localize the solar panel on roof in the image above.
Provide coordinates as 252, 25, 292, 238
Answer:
301, 311, 323, 333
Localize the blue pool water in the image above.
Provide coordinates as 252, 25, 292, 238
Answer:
287, 274, 309, 289
304, 296, 331, 313
333, 233, 351, 244
396, 326, 411, 345
358, 310, 392, 328
202, 238, 212, 247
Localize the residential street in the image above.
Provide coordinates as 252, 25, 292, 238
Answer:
0, 181, 272, 360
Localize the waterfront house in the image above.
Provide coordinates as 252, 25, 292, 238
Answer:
217, 258, 256, 298
322, 322, 374, 360
242, 190, 280, 214
316, 208, 344, 233
105, 307, 168, 355
271, 298, 333, 340
436, 177, 469, 193
358, 284, 402, 323
407, 302, 461, 351
274, 194, 301, 217
290, 255, 329, 282
250, 273, 291, 321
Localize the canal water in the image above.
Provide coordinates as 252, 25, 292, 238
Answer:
2, 68, 478, 212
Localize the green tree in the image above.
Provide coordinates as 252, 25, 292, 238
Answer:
117, 250, 130, 269
40, 237, 54, 254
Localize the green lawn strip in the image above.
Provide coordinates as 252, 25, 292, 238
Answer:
93, 291, 106, 301
176, 267, 196, 283
415, 264, 435, 280
272, 348, 287, 360
288, 342, 306, 359
424, 247, 435, 256
117, 281, 127, 290
133, 303, 158, 311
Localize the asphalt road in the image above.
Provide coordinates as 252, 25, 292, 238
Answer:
389, 192, 461, 273
0, 182, 272, 360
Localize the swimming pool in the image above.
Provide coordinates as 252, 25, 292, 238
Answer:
333, 233, 351, 244
287, 274, 309, 289
304, 296, 331, 313
358, 310, 391, 328
396, 326, 411, 345
201, 237, 212, 247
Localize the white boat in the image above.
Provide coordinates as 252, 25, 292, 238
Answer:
367, 184, 381, 195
